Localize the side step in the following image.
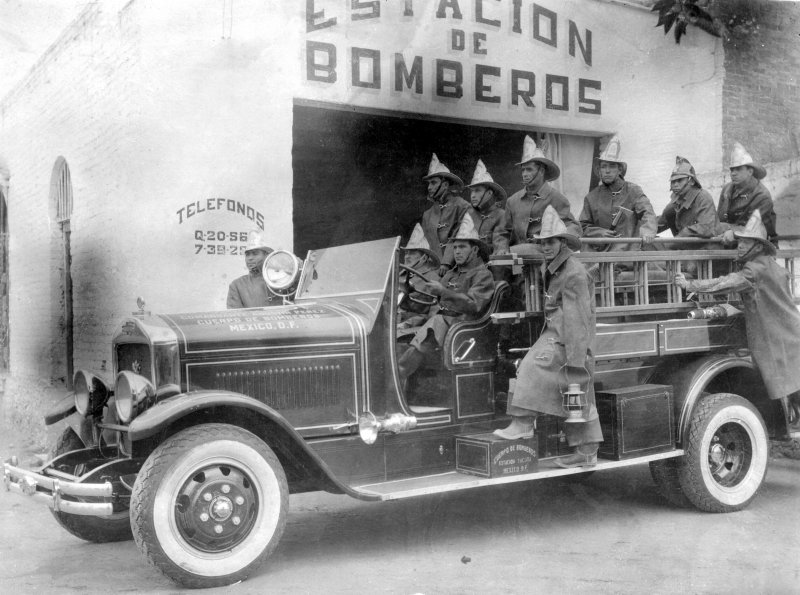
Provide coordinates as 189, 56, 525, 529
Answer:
353, 449, 683, 501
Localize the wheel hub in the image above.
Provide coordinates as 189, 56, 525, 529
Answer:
209, 496, 233, 522
174, 464, 258, 553
707, 423, 752, 488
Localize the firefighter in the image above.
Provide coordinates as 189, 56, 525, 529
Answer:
716, 142, 777, 245
397, 216, 495, 386
226, 230, 281, 309
579, 135, 657, 252
495, 135, 579, 257
465, 159, 506, 251
419, 153, 470, 276
494, 205, 603, 468
674, 210, 800, 437
657, 156, 719, 243
398, 223, 442, 330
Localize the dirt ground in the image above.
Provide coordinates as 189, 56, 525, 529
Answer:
2, 391, 800, 594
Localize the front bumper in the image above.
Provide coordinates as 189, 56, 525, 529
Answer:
3, 459, 114, 516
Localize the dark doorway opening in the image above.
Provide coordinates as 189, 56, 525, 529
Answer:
292, 102, 595, 257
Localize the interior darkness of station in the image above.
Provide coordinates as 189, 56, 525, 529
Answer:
292, 102, 597, 257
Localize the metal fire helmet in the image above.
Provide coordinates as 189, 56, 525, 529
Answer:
562, 382, 588, 423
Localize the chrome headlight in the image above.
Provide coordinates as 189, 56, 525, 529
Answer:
114, 371, 155, 423
73, 370, 111, 416
262, 250, 302, 296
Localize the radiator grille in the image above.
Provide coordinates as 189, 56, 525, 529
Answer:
116, 343, 152, 379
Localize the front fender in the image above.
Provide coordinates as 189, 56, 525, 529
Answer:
127, 391, 378, 501
44, 393, 77, 425
127, 390, 298, 441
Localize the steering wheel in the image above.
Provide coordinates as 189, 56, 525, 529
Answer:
399, 264, 438, 306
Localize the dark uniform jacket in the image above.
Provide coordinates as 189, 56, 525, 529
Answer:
684, 254, 800, 400
580, 180, 657, 251
398, 257, 441, 328
658, 186, 719, 238
410, 256, 494, 351
495, 183, 578, 253
467, 203, 505, 253
508, 245, 603, 447
421, 195, 470, 268
227, 272, 281, 309
717, 177, 777, 239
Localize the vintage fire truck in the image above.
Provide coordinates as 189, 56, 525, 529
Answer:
3, 236, 800, 588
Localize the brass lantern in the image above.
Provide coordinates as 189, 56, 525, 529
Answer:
561, 382, 588, 423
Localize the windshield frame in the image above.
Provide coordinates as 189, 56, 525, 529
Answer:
294, 237, 400, 302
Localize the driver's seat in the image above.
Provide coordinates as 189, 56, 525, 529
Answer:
401, 281, 509, 417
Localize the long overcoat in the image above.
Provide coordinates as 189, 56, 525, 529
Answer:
508, 246, 603, 446
717, 177, 776, 239
421, 195, 470, 268
410, 257, 494, 352
685, 254, 800, 399
495, 183, 579, 254
467, 203, 505, 252
657, 186, 719, 239
579, 180, 657, 252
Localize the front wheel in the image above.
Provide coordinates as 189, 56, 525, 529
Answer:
130, 424, 288, 588
49, 428, 133, 542
678, 393, 768, 513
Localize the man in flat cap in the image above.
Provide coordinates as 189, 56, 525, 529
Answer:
419, 153, 470, 276
227, 230, 281, 308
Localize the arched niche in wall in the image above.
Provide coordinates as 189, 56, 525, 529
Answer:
49, 156, 74, 387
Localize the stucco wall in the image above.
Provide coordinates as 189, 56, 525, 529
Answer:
0, 0, 726, 385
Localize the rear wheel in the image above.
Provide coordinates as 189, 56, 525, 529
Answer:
678, 393, 768, 513
130, 424, 288, 589
49, 428, 133, 542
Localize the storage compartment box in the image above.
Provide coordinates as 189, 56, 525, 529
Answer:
455, 433, 538, 478
596, 384, 675, 460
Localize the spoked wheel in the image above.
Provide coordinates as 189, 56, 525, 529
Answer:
131, 424, 288, 588
677, 393, 768, 513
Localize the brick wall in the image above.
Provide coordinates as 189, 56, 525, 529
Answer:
720, 0, 800, 163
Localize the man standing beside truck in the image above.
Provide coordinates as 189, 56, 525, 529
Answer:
494, 206, 603, 468
226, 230, 280, 309
674, 210, 800, 436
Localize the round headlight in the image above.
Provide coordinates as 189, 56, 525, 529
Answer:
115, 371, 155, 423
73, 370, 110, 417
263, 250, 302, 295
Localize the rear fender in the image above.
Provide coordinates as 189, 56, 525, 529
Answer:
648, 353, 777, 444
127, 391, 375, 500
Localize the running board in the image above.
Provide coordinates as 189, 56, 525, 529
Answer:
352, 449, 684, 501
